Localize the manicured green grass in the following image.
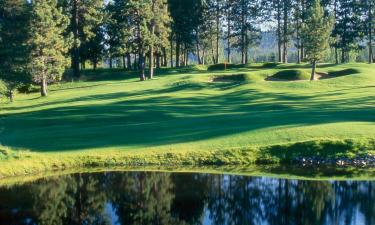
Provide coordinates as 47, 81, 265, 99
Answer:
0, 63, 374, 177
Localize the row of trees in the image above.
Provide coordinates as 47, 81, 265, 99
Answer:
0, 0, 374, 101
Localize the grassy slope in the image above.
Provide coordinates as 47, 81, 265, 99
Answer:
0, 63, 374, 177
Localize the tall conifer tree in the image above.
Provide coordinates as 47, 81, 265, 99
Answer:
30, 0, 71, 96
301, 0, 333, 80
0, 0, 30, 102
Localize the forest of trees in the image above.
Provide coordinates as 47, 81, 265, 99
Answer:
0, 0, 374, 100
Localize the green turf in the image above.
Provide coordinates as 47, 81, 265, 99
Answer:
0, 63, 374, 177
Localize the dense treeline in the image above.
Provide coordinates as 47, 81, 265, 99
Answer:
0, 0, 374, 100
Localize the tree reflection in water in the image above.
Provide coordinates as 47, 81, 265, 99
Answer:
0, 172, 373, 225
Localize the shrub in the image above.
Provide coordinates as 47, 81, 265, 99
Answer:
17, 84, 39, 94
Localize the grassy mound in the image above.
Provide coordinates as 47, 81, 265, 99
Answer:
212, 74, 248, 82
328, 68, 360, 77
261, 62, 280, 68
268, 69, 311, 81
208, 63, 241, 71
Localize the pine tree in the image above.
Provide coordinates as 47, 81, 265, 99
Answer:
169, 0, 201, 67
301, 0, 333, 80
59, 0, 104, 78
231, 0, 262, 64
224, 0, 235, 63
127, 0, 153, 80
363, 0, 375, 63
106, 0, 134, 70
333, 0, 364, 63
82, 25, 105, 70
270, 0, 283, 62
30, 0, 71, 97
148, 0, 171, 79
0, 0, 30, 102
205, 0, 224, 64
197, 0, 221, 65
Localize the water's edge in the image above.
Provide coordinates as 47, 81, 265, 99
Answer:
1, 165, 375, 187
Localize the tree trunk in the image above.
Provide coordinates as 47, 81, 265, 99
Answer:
181, 46, 185, 66
149, 47, 154, 79
185, 49, 189, 66
93, 62, 97, 70
149, 1, 155, 79
296, 1, 301, 64
140, 53, 146, 81
227, 8, 231, 64
301, 0, 305, 61
277, 0, 282, 63
341, 12, 348, 63
245, 31, 249, 64
297, 48, 301, 64
202, 49, 205, 65
283, 0, 288, 64
170, 36, 174, 67
196, 29, 202, 64
41, 77, 48, 97
127, 53, 131, 69
123, 55, 126, 70
241, 0, 246, 64
311, 60, 316, 81
176, 39, 180, 67
162, 47, 167, 67
72, 0, 80, 78
296, 0, 301, 64
211, 39, 216, 64
156, 53, 161, 68
369, 1, 373, 64
334, 0, 339, 64
8, 89, 14, 102
134, 54, 138, 70
216, 1, 220, 64
109, 56, 113, 69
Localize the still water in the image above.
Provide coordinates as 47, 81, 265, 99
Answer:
0, 171, 374, 225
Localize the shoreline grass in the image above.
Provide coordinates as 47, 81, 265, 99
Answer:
0, 138, 374, 179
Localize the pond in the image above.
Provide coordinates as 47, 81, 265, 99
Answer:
0, 171, 374, 225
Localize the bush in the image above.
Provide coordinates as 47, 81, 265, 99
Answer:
17, 84, 39, 94
269, 69, 311, 81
